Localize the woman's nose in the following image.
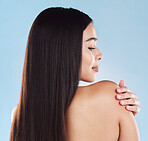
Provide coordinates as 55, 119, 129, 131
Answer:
96, 50, 103, 61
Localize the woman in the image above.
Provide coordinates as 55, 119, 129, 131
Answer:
10, 7, 140, 141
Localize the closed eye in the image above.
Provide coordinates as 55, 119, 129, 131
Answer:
88, 47, 95, 51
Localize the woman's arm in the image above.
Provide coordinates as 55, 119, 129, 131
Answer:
11, 104, 18, 123
110, 81, 140, 141
118, 107, 140, 141
95, 80, 140, 141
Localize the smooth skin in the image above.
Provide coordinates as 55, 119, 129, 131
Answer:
66, 80, 140, 141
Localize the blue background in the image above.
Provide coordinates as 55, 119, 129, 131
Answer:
0, 0, 147, 140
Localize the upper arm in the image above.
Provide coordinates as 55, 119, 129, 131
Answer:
118, 109, 140, 141
11, 105, 18, 123
93, 80, 140, 141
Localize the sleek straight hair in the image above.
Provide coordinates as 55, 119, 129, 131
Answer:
10, 7, 93, 141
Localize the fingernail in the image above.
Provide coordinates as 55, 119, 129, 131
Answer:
117, 89, 121, 92
126, 106, 130, 109
120, 101, 125, 105
117, 95, 121, 99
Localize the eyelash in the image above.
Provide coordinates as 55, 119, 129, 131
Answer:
88, 47, 95, 51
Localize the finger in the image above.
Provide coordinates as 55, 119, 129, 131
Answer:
116, 92, 138, 99
120, 98, 140, 106
119, 80, 125, 87
116, 86, 132, 93
125, 105, 141, 114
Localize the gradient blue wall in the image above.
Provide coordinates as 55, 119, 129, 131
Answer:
0, 0, 147, 140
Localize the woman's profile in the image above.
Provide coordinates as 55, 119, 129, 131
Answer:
10, 7, 140, 141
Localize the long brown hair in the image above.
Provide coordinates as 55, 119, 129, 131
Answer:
10, 7, 92, 141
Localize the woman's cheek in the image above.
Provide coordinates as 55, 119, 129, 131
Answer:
80, 50, 95, 81
82, 52, 94, 69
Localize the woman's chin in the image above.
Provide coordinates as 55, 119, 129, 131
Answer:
83, 77, 96, 83
80, 72, 97, 82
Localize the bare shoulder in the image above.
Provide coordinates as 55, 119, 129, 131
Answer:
88, 80, 132, 113
72, 80, 125, 118
66, 80, 122, 140
76, 80, 121, 108
86, 80, 121, 105
88, 80, 140, 141
80, 79, 138, 126
66, 80, 140, 140
89, 80, 120, 93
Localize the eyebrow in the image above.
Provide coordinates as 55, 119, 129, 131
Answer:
85, 37, 98, 42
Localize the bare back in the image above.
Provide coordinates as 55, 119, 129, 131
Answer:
65, 80, 140, 141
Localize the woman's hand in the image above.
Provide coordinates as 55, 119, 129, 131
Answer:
116, 80, 140, 116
